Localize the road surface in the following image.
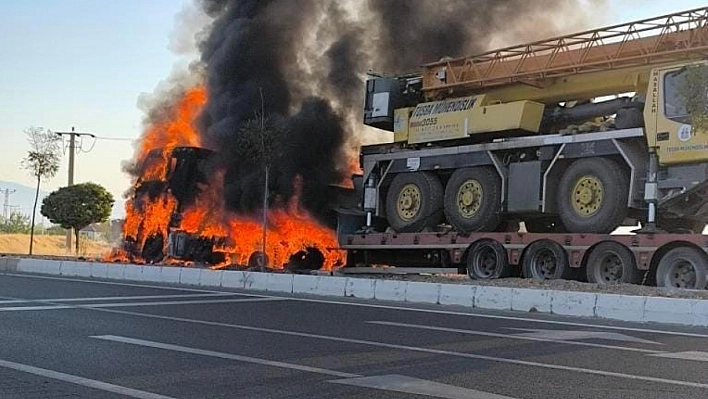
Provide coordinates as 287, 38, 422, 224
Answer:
0, 272, 706, 398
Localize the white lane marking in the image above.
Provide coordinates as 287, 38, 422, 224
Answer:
92, 335, 358, 378
0, 297, 286, 312
42, 293, 239, 302
7, 272, 708, 339
330, 374, 517, 399
368, 322, 664, 354
650, 352, 708, 362
3, 273, 226, 293
507, 328, 661, 345
279, 296, 708, 339
0, 293, 236, 305
0, 358, 176, 399
87, 307, 708, 389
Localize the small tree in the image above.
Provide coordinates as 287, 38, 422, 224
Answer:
40, 182, 114, 254
0, 211, 31, 234
234, 116, 287, 269
22, 127, 61, 254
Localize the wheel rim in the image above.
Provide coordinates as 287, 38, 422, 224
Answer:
596, 252, 623, 283
473, 246, 497, 278
397, 183, 422, 221
532, 248, 557, 279
456, 179, 483, 218
667, 260, 698, 288
571, 175, 604, 217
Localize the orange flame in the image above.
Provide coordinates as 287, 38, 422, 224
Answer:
108, 86, 344, 270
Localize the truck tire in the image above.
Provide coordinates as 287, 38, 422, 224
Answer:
656, 247, 708, 289
522, 240, 572, 280
466, 239, 511, 280
444, 167, 501, 232
557, 157, 628, 233
385, 172, 444, 233
585, 242, 640, 285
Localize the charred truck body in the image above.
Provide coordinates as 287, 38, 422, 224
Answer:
339, 7, 708, 289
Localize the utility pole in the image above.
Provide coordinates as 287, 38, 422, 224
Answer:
0, 188, 16, 225
55, 127, 95, 253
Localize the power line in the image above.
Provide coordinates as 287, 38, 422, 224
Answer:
0, 188, 16, 223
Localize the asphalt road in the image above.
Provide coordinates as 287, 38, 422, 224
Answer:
0, 273, 707, 399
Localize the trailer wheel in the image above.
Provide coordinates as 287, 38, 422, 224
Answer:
444, 167, 501, 232
466, 239, 510, 280
557, 157, 628, 233
522, 240, 571, 280
385, 172, 444, 233
585, 242, 640, 285
656, 247, 708, 289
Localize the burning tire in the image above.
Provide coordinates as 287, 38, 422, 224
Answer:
522, 240, 572, 280
444, 167, 502, 232
286, 247, 325, 272
248, 251, 269, 268
385, 172, 444, 233
656, 247, 708, 289
557, 157, 628, 233
585, 242, 640, 285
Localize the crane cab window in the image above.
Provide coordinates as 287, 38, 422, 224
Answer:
663, 69, 691, 124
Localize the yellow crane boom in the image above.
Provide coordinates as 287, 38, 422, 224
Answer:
422, 7, 708, 102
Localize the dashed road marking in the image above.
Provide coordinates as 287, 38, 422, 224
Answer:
369, 321, 664, 353
87, 307, 708, 389
0, 358, 176, 399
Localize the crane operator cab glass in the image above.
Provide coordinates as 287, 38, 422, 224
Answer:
648, 62, 708, 166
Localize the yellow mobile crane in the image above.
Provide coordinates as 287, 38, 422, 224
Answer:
362, 6, 708, 235
339, 7, 708, 288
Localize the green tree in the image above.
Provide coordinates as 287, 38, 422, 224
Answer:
0, 211, 30, 234
234, 115, 287, 269
22, 126, 61, 254
40, 182, 114, 254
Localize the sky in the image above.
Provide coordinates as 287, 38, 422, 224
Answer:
0, 0, 706, 219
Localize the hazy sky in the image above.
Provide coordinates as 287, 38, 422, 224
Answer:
0, 0, 705, 218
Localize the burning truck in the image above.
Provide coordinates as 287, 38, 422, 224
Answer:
109, 87, 357, 271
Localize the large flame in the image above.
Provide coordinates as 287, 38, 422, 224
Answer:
109, 86, 344, 270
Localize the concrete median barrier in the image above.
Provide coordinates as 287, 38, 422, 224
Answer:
6, 257, 708, 327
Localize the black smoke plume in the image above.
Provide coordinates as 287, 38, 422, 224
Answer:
191, 0, 601, 221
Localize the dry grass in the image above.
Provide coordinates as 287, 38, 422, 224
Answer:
0, 234, 112, 257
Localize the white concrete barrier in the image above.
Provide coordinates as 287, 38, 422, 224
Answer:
222, 270, 247, 289
643, 297, 695, 325
512, 288, 551, 313
200, 269, 223, 287
550, 291, 597, 317
344, 278, 376, 299
405, 281, 440, 304
17, 258, 49, 274
439, 284, 475, 306
293, 275, 347, 296
106, 264, 125, 279
90, 263, 110, 279
595, 294, 646, 323
160, 266, 182, 284
374, 280, 406, 301
695, 300, 708, 327
179, 268, 201, 285
123, 264, 143, 281
475, 286, 512, 310
140, 265, 162, 282
266, 273, 294, 293
6, 257, 708, 327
